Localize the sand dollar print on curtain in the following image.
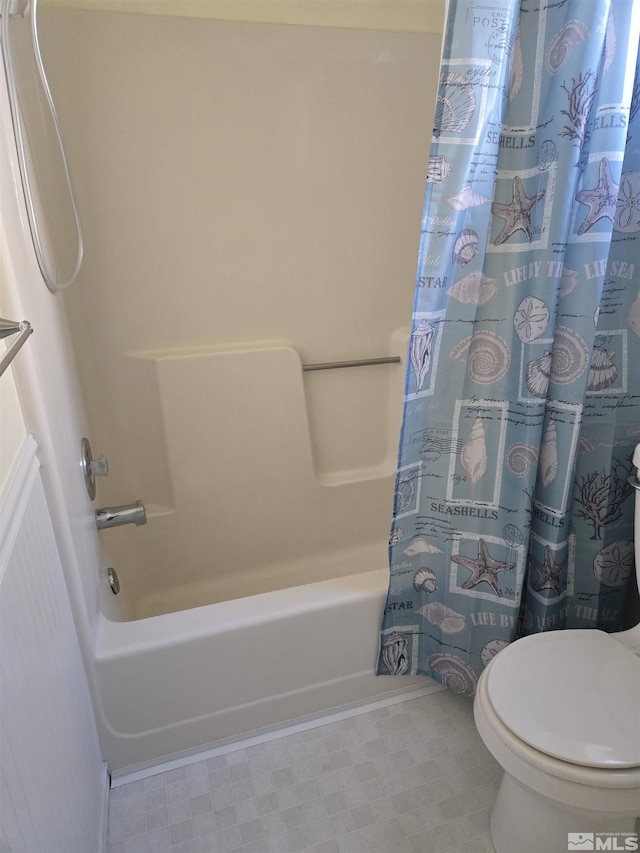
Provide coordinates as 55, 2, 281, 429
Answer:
378, 0, 640, 693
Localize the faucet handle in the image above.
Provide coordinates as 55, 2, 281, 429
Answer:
81, 437, 109, 501
88, 454, 109, 477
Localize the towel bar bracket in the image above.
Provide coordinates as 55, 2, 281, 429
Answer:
0, 318, 33, 378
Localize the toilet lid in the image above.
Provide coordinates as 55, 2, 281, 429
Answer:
486, 630, 640, 768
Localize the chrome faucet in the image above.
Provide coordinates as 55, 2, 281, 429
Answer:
95, 501, 147, 530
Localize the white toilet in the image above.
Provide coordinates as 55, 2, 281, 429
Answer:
473, 445, 640, 853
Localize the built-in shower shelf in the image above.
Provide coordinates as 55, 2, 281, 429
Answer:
39, 0, 445, 33
317, 463, 396, 488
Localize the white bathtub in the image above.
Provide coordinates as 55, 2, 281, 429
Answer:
94, 566, 428, 778
85, 339, 433, 777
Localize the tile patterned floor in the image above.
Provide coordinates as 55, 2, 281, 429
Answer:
107, 689, 500, 853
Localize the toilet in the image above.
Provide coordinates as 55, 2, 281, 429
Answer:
473, 445, 640, 853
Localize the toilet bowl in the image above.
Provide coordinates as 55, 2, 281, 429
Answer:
473, 446, 640, 853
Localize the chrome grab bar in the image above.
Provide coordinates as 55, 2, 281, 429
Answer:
303, 356, 401, 372
0, 317, 33, 378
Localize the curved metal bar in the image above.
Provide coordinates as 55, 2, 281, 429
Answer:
0, 0, 83, 292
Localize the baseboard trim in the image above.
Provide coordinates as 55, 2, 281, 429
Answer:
110, 680, 442, 786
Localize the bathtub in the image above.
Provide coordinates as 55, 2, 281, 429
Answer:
94, 565, 428, 779
85, 340, 433, 778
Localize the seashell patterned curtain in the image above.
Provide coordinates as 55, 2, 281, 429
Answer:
378, 0, 640, 695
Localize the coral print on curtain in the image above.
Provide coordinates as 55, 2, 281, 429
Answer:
378, 0, 640, 695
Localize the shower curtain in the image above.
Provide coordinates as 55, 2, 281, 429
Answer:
378, 0, 640, 695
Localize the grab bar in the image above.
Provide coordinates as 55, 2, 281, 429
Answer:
303, 356, 401, 372
0, 317, 33, 378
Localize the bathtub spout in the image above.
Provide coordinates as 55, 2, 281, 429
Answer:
95, 501, 147, 530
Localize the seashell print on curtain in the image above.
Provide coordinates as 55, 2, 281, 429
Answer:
378, 0, 640, 694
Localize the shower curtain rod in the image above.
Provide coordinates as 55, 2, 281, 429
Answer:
0, 318, 33, 378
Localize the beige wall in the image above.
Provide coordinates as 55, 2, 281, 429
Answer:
39, 11, 442, 611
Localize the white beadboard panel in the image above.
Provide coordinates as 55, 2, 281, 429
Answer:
0, 437, 107, 853
0, 367, 27, 492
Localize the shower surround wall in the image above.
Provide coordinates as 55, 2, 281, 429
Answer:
42, 9, 441, 617
35, 9, 443, 771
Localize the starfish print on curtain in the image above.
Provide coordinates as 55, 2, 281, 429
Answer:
575, 157, 620, 234
491, 177, 545, 244
451, 539, 516, 596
